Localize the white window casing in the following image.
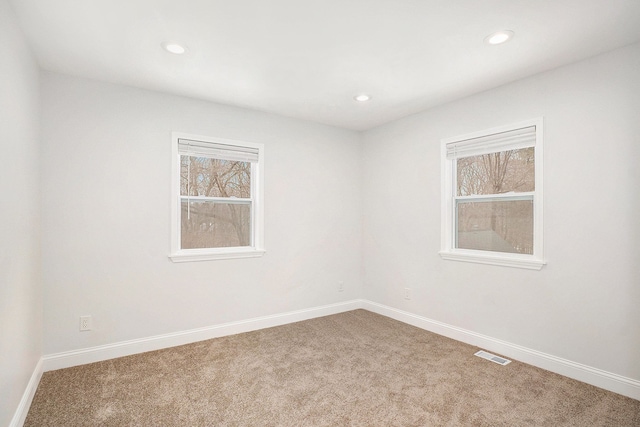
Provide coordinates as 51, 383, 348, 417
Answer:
170, 132, 265, 262
440, 118, 545, 270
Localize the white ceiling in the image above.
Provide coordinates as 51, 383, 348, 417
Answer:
10, 0, 640, 130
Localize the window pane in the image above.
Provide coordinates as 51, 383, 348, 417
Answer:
180, 156, 251, 198
457, 147, 534, 196
456, 200, 533, 254
181, 201, 251, 249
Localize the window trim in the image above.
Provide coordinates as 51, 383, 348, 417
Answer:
169, 132, 265, 262
439, 118, 545, 270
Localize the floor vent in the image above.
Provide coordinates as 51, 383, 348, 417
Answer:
474, 350, 511, 366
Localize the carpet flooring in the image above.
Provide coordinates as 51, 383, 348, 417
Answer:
25, 310, 640, 426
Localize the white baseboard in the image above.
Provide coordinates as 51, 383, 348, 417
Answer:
9, 357, 43, 427
42, 300, 362, 372
361, 300, 640, 401
39, 298, 640, 402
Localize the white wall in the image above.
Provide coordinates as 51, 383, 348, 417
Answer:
362, 42, 640, 381
0, 0, 42, 424
40, 72, 362, 355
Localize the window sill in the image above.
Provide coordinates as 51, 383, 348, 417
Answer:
169, 248, 266, 263
439, 250, 545, 270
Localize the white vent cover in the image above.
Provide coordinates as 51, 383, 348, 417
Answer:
474, 350, 511, 366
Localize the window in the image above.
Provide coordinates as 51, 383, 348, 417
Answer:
170, 133, 265, 262
440, 119, 544, 270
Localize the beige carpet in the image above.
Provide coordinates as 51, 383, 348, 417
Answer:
25, 310, 640, 426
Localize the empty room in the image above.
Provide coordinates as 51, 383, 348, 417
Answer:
2, 0, 640, 425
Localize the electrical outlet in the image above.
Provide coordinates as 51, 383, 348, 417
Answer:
79, 315, 92, 331
404, 288, 412, 300
338, 281, 344, 292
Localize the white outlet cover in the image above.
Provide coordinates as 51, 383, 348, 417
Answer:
80, 315, 92, 331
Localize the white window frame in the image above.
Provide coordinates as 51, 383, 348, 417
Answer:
169, 132, 265, 262
439, 118, 545, 270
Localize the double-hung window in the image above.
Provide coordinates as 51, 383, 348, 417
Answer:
440, 118, 544, 270
170, 133, 265, 262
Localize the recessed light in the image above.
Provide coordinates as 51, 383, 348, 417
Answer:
484, 30, 514, 45
162, 42, 187, 55
354, 94, 371, 102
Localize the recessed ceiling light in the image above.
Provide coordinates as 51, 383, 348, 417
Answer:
354, 94, 371, 102
484, 30, 514, 45
162, 42, 187, 55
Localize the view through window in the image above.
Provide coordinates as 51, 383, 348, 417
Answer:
180, 155, 252, 249
455, 146, 534, 254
